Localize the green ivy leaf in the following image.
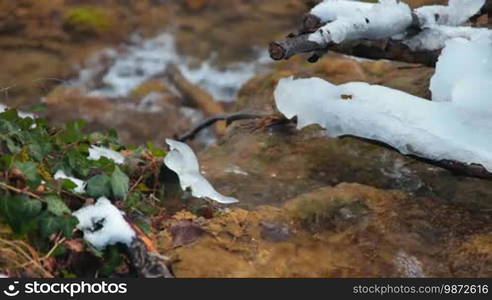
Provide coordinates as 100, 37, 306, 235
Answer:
100, 245, 124, 276
27, 140, 52, 162
40, 215, 78, 238
0, 109, 19, 122
66, 149, 91, 178
14, 161, 41, 188
40, 216, 60, 238
5, 138, 20, 153
0, 195, 42, 234
59, 216, 78, 238
86, 174, 111, 198
46, 195, 71, 216
146, 141, 166, 157
61, 179, 78, 190
60, 120, 87, 144
111, 166, 129, 200
27, 103, 48, 113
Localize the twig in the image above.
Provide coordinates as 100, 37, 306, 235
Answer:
0, 182, 44, 201
176, 112, 264, 142
41, 235, 66, 261
129, 175, 144, 194
0, 238, 53, 277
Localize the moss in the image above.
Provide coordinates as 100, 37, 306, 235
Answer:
286, 192, 369, 231
64, 6, 112, 35
129, 80, 169, 100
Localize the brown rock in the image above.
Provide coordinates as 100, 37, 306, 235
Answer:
157, 183, 492, 277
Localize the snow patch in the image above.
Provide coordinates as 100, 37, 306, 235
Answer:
404, 25, 492, 51
72, 197, 135, 249
274, 75, 492, 171
54, 170, 86, 194
164, 139, 239, 204
414, 0, 485, 26
430, 38, 492, 107
310, 0, 374, 23
88, 146, 125, 164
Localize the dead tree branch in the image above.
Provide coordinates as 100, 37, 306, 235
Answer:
270, 1, 490, 66
176, 112, 263, 142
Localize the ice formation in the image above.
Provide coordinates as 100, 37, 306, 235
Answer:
164, 139, 239, 204
88, 146, 125, 164
54, 170, 86, 193
430, 38, 492, 107
308, 0, 413, 45
274, 74, 492, 171
72, 197, 136, 249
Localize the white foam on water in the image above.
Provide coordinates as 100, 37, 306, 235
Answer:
72, 33, 269, 102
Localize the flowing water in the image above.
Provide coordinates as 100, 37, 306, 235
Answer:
71, 32, 271, 102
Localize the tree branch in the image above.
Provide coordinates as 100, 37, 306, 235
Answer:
176, 112, 263, 142
269, 0, 489, 66
0, 182, 44, 201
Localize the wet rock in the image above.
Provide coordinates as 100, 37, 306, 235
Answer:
260, 220, 290, 242
448, 233, 492, 277
184, 0, 209, 11
199, 121, 492, 211
157, 183, 492, 277
197, 54, 491, 212
41, 87, 192, 145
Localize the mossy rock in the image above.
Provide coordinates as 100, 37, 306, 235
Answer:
285, 186, 370, 231
63, 6, 112, 35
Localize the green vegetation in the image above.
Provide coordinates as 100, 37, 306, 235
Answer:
0, 109, 168, 277
64, 6, 112, 35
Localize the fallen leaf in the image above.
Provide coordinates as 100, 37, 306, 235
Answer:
170, 220, 205, 248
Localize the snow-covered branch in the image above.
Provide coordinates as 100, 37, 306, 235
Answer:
269, 0, 489, 65
308, 0, 414, 46
273, 38, 492, 177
